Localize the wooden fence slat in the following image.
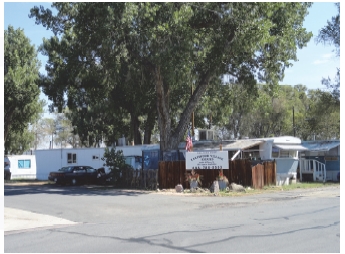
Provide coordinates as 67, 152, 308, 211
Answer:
252, 164, 264, 189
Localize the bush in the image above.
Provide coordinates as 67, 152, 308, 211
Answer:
102, 147, 126, 185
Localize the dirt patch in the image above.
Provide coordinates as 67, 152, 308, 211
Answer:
152, 184, 341, 197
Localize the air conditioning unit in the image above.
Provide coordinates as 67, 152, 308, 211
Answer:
198, 129, 214, 141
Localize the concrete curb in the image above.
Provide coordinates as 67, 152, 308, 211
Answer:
4, 207, 78, 233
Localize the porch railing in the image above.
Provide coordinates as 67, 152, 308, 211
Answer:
299, 159, 326, 182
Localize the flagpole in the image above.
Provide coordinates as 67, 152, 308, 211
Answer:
191, 84, 194, 138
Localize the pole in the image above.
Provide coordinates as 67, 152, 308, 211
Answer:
191, 84, 194, 138
293, 106, 296, 137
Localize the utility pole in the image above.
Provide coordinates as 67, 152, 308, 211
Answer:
191, 84, 194, 139
293, 106, 296, 137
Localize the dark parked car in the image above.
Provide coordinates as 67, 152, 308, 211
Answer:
4, 168, 11, 180
48, 166, 111, 185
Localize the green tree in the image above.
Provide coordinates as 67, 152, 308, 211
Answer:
315, 2, 340, 100
101, 147, 126, 185
304, 89, 340, 140
242, 85, 300, 138
5, 128, 35, 155
225, 82, 259, 139
31, 3, 157, 146
30, 2, 313, 151
315, 3, 339, 57
4, 26, 43, 153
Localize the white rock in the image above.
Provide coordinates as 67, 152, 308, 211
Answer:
175, 184, 184, 193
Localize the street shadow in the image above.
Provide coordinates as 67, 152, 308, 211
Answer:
4, 183, 153, 197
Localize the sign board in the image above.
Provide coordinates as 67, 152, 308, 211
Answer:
185, 151, 229, 170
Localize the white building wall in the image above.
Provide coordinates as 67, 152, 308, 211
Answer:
36, 149, 71, 180
35, 146, 146, 180
4, 155, 37, 179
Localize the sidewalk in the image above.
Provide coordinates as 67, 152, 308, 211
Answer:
4, 207, 78, 233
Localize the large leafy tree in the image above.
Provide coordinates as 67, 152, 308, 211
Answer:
240, 85, 340, 140
225, 82, 259, 139
4, 26, 43, 154
315, 3, 340, 57
30, 2, 313, 151
245, 86, 287, 138
315, 2, 340, 100
304, 89, 340, 140
31, 3, 157, 147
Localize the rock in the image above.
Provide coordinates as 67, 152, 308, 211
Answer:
175, 184, 184, 193
230, 182, 246, 192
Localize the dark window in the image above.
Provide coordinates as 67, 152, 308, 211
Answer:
67, 153, 77, 164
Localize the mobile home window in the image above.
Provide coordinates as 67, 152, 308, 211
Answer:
272, 147, 279, 158
279, 150, 297, 158
67, 153, 77, 164
18, 160, 31, 169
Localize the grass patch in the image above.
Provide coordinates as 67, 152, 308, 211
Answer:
217, 182, 340, 197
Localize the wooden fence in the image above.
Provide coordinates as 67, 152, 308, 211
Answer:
158, 159, 276, 189
115, 167, 158, 190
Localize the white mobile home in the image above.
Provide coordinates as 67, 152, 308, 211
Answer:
4, 155, 37, 179
258, 136, 308, 185
35, 145, 149, 180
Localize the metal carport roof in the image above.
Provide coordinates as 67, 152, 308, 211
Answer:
301, 141, 340, 151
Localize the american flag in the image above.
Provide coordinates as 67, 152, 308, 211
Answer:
185, 130, 193, 152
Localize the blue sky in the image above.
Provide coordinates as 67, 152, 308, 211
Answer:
2, 2, 341, 107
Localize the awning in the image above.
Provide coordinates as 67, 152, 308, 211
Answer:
273, 144, 308, 151
222, 140, 263, 150
301, 141, 340, 151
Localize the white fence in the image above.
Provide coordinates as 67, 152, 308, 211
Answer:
299, 159, 326, 182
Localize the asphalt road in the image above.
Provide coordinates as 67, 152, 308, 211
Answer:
4, 184, 340, 253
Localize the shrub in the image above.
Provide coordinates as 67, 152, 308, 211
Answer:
102, 147, 126, 185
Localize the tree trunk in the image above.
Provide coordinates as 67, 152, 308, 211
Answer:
130, 114, 142, 145
154, 65, 213, 152
143, 109, 155, 144
154, 66, 171, 151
